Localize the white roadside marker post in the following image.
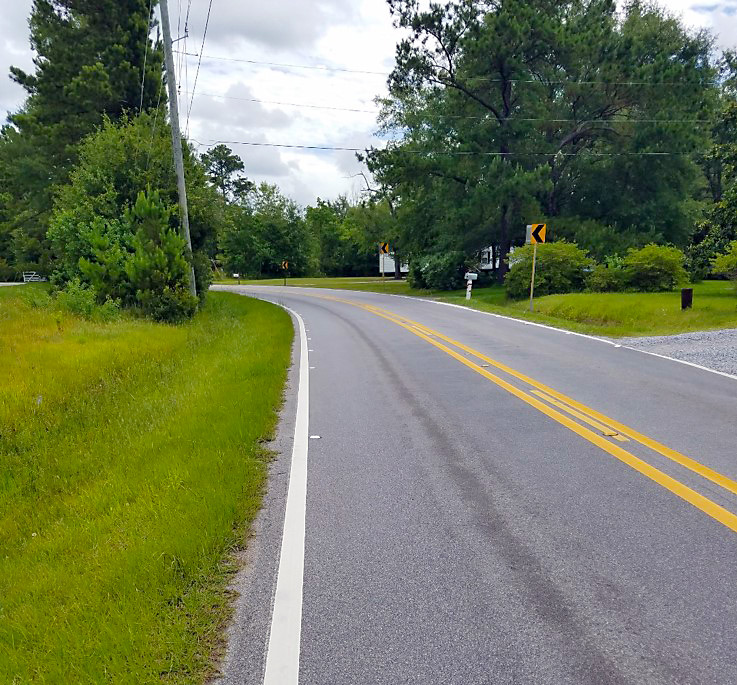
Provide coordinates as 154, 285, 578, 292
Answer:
465, 272, 477, 300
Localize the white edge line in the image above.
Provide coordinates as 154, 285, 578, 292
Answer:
213, 285, 737, 384
619, 346, 737, 381
262, 303, 309, 685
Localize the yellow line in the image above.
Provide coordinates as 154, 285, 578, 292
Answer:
358, 301, 737, 500
362, 307, 737, 534
284, 290, 737, 533
530, 390, 628, 442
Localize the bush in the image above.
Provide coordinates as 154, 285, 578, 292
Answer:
56, 278, 121, 321
407, 251, 467, 290
505, 242, 592, 300
712, 241, 737, 282
621, 244, 688, 292
124, 189, 199, 322
136, 286, 198, 323
406, 259, 428, 289
0, 257, 16, 281
587, 264, 626, 292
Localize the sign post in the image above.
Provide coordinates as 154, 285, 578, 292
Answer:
379, 243, 390, 282
526, 224, 547, 312
281, 260, 289, 286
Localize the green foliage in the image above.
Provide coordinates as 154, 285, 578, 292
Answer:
368, 0, 718, 280
0, 257, 16, 281
56, 278, 121, 321
124, 190, 198, 322
305, 197, 377, 276
587, 264, 627, 293
0, 0, 164, 274
219, 184, 315, 277
505, 242, 593, 300
621, 244, 689, 292
0, 289, 291, 682
552, 217, 656, 262
201, 144, 253, 201
412, 252, 468, 290
712, 240, 737, 282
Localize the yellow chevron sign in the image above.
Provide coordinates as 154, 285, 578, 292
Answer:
527, 224, 547, 244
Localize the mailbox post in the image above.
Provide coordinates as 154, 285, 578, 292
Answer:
465, 272, 478, 300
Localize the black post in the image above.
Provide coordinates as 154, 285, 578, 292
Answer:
681, 288, 693, 310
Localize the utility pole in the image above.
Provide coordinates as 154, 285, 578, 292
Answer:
159, 0, 197, 298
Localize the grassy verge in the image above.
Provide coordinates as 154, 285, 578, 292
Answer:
0, 285, 292, 683
215, 277, 737, 337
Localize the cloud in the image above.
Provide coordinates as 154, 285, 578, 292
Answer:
185, 0, 358, 52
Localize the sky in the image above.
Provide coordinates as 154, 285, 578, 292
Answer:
1, 0, 736, 206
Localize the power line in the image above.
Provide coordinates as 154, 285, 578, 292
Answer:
192, 139, 692, 156
173, 50, 387, 76
139, 0, 155, 111
172, 50, 711, 87
186, 0, 214, 135
183, 89, 713, 124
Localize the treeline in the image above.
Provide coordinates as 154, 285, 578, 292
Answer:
0, 1, 393, 321
2, 0, 737, 312
365, 0, 737, 291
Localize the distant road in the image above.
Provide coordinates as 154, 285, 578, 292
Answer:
215, 285, 737, 685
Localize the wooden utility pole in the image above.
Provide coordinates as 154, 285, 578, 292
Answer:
159, 0, 197, 297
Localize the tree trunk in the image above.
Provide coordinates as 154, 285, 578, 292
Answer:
394, 250, 402, 279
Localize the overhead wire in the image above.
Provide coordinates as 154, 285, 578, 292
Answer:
186, 0, 214, 136
172, 51, 713, 87
190, 139, 692, 156
181, 89, 713, 125
138, 0, 155, 111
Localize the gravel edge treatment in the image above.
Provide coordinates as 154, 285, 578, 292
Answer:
616, 328, 737, 377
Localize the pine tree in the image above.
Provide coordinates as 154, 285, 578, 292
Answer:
0, 0, 165, 272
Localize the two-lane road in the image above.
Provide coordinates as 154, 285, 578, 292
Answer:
214, 285, 737, 685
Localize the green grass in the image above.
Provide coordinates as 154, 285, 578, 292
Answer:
0, 285, 292, 683
446, 280, 737, 336
216, 277, 737, 337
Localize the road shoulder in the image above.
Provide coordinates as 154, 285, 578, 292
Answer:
211, 308, 301, 685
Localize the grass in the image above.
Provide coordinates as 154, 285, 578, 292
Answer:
215, 276, 737, 337
0, 285, 292, 683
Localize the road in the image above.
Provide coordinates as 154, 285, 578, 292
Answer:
213, 285, 737, 685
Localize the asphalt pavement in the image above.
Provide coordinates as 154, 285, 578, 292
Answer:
213, 285, 737, 685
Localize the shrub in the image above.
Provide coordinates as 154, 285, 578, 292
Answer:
505, 242, 592, 300
406, 259, 428, 289
712, 240, 737, 283
407, 251, 467, 290
0, 257, 16, 281
124, 189, 198, 322
55, 278, 121, 321
587, 264, 626, 292
621, 244, 688, 292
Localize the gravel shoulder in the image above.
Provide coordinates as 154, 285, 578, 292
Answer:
616, 328, 737, 377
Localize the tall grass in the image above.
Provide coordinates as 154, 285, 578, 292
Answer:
0, 286, 292, 683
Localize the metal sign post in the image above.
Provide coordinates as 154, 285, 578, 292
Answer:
526, 224, 546, 312
281, 260, 289, 286
529, 242, 538, 312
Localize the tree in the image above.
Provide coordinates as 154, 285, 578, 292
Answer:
0, 0, 164, 274
369, 0, 717, 283
201, 144, 254, 202
47, 113, 221, 299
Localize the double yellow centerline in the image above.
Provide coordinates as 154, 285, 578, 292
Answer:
308, 292, 737, 534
